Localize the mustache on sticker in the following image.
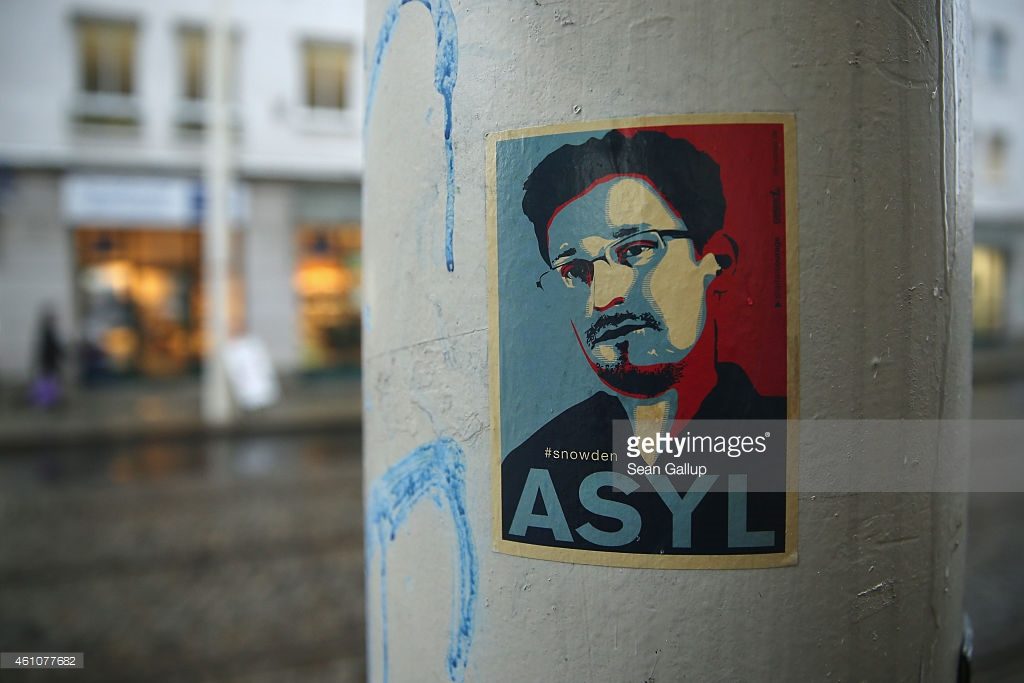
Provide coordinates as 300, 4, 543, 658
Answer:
586, 311, 662, 347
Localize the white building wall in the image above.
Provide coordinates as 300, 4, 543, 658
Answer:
0, 172, 74, 381
245, 181, 299, 370
0, 0, 364, 179
973, 0, 1024, 217
0, 0, 365, 380
972, 0, 1024, 340
1008, 234, 1024, 335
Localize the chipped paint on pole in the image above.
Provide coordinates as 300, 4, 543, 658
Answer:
362, 1, 971, 681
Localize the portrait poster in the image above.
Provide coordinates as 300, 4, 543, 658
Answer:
488, 115, 798, 569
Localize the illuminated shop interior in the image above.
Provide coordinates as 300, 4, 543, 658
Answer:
294, 225, 361, 371
75, 228, 245, 381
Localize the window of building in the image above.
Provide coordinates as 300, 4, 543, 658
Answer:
181, 27, 207, 101
989, 27, 1010, 83
986, 131, 1009, 185
303, 41, 351, 111
179, 28, 239, 100
973, 245, 1008, 340
74, 18, 138, 124
294, 226, 361, 370
176, 27, 240, 129
78, 19, 136, 96
74, 228, 247, 380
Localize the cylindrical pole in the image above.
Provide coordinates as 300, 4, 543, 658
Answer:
202, 0, 232, 425
363, 1, 971, 680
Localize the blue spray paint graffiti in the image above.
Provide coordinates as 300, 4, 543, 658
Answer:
366, 0, 459, 272
366, 437, 477, 682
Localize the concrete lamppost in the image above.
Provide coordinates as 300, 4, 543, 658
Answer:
363, 1, 971, 680
202, 0, 233, 425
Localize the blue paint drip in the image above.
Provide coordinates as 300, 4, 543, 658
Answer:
366, 437, 477, 682
366, 0, 459, 272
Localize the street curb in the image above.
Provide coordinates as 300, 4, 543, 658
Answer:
0, 414, 362, 451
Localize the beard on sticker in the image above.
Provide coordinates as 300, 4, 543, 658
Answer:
591, 340, 682, 398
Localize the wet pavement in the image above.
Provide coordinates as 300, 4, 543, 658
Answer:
0, 380, 1021, 682
0, 377, 362, 447
966, 379, 1024, 683
0, 431, 365, 682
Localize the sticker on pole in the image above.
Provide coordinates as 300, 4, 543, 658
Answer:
487, 115, 799, 569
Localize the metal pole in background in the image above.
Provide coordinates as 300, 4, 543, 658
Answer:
363, 1, 971, 680
202, 0, 232, 425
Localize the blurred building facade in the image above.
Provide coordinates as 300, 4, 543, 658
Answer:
0, 0, 364, 386
973, 0, 1024, 356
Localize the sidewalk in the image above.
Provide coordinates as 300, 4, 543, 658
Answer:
0, 375, 362, 448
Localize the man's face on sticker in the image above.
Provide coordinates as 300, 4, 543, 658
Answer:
545, 176, 720, 395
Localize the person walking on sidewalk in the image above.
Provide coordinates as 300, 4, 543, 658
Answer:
30, 307, 65, 410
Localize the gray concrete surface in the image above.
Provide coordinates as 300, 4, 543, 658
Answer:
363, 0, 971, 679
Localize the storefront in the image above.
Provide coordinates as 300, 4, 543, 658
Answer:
974, 216, 1024, 347
59, 174, 362, 381
63, 174, 247, 382
291, 184, 362, 373
973, 243, 1008, 342
294, 226, 361, 370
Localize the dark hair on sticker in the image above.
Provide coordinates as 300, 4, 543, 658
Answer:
521, 130, 726, 262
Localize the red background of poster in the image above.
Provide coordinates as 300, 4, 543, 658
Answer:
620, 123, 789, 398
